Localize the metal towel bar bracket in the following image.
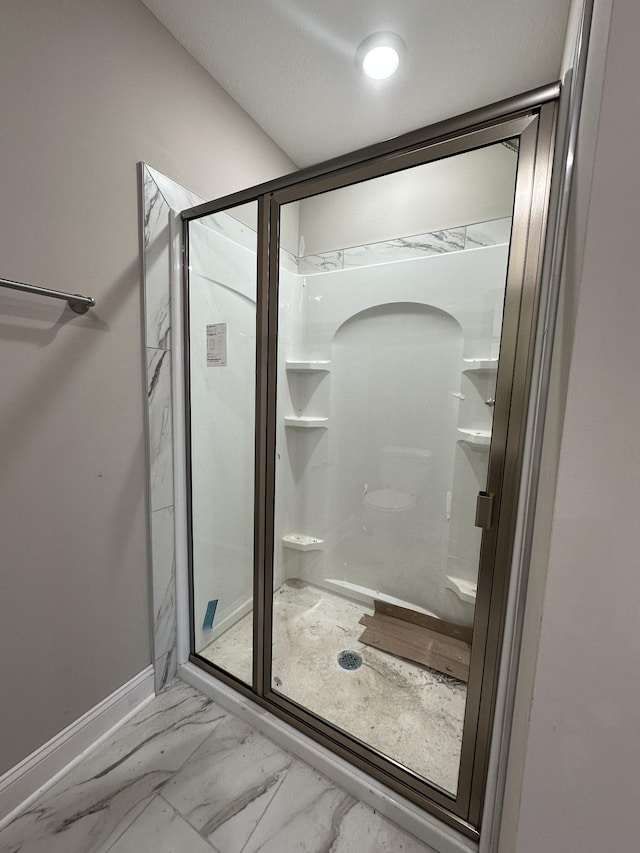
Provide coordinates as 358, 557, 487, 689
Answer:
0, 277, 95, 314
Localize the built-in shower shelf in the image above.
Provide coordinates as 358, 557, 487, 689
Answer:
284, 416, 329, 428
285, 360, 331, 372
457, 428, 491, 448
282, 533, 325, 551
462, 358, 499, 372
446, 575, 477, 604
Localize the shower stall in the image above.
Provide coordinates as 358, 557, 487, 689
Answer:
180, 91, 557, 836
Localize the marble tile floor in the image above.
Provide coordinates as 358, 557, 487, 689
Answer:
0, 680, 434, 853
201, 580, 466, 794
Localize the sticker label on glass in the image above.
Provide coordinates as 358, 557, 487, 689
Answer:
206, 322, 227, 367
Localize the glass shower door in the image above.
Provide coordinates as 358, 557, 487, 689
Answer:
269, 144, 516, 795
181, 94, 558, 832
185, 202, 258, 686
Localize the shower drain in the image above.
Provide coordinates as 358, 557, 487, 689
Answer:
337, 650, 362, 670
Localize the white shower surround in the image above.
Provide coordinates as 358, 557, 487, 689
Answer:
188, 218, 300, 653
184, 213, 508, 648
141, 161, 512, 680
188, 218, 258, 654
186, 215, 510, 637
275, 244, 509, 623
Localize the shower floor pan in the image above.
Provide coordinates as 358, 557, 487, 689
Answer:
200, 579, 466, 794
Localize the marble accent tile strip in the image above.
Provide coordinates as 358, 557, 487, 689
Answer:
298, 219, 511, 274
141, 165, 207, 695
342, 228, 465, 268
143, 169, 172, 351
147, 347, 174, 513
151, 506, 177, 691
465, 218, 512, 249
297, 250, 343, 275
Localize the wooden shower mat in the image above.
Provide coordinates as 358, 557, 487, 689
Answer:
358, 600, 472, 682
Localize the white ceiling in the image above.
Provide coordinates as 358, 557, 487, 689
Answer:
140, 0, 572, 168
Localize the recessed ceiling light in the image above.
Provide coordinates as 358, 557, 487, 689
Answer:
356, 32, 406, 80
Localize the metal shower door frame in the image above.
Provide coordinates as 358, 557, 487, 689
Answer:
180, 85, 559, 838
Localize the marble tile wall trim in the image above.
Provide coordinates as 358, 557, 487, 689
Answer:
298, 218, 511, 274
464, 217, 512, 249
141, 164, 206, 693
196, 209, 259, 256
147, 165, 204, 211
151, 505, 177, 691
143, 169, 172, 351
147, 347, 174, 514
297, 249, 343, 275
343, 227, 465, 268
142, 164, 294, 694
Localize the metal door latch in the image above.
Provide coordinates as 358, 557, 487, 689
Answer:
475, 491, 494, 529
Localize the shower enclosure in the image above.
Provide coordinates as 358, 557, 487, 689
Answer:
181, 90, 557, 836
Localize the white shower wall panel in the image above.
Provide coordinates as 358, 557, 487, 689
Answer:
281, 245, 509, 618
300, 247, 508, 359
189, 220, 258, 651
326, 306, 462, 611
186, 224, 509, 627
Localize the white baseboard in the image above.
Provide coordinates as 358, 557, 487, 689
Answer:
0, 666, 155, 829
179, 663, 477, 853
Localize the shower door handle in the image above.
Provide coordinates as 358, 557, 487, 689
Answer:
475, 491, 494, 530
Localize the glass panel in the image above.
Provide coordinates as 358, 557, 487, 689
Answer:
270, 141, 518, 793
187, 202, 258, 686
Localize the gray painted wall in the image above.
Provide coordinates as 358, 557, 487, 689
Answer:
0, 0, 293, 776
513, 0, 640, 848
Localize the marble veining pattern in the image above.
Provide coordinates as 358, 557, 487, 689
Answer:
196, 210, 260, 258
143, 169, 172, 351
141, 165, 207, 694
151, 505, 177, 691
342, 228, 465, 268
464, 217, 512, 249
146, 165, 204, 212
0, 681, 436, 853
0, 683, 226, 853
297, 221, 512, 275
103, 797, 213, 853
162, 715, 294, 846
297, 250, 343, 275
146, 348, 173, 513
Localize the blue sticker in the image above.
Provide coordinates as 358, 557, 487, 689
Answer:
202, 599, 218, 630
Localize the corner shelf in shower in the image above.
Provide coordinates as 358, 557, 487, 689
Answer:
457, 428, 491, 448
284, 416, 329, 428
285, 360, 331, 372
446, 575, 477, 604
462, 358, 499, 372
282, 533, 325, 552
